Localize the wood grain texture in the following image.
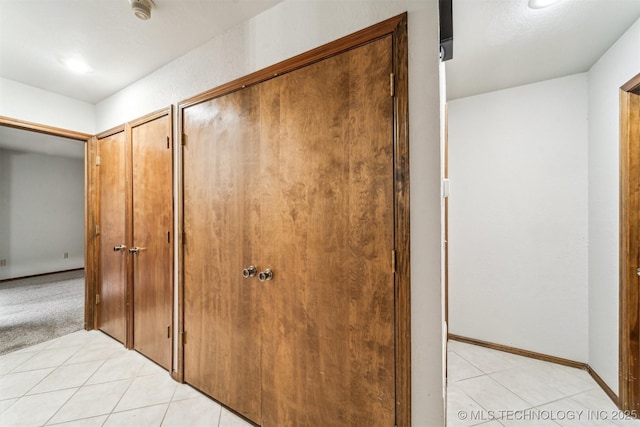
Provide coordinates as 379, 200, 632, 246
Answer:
97, 130, 127, 343
182, 88, 263, 422
131, 111, 174, 370
179, 14, 406, 110
174, 107, 186, 384
178, 14, 409, 426
392, 15, 411, 427
620, 89, 640, 412
85, 136, 98, 330
259, 36, 395, 427
621, 72, 640, 94
0, 116, 91, 141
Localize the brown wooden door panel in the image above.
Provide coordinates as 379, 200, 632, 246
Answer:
131, 115, 173, 370
182, 90, 262, 423
98, 131, 127, 344
259, 36, 395, 427
182, 35, 395, 427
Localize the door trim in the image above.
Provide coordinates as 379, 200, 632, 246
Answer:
0, 116, 95, 329
620, 72, 640, 412
176, 13, 411, 425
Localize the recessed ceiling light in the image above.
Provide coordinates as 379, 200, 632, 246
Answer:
63, 58, 92, 74
528, 0, 563, 9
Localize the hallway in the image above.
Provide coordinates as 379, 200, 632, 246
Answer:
447, 340, 637, 426
0, 330, 250, 426
1, 330, 637, 426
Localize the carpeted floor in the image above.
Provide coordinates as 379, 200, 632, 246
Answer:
0, 270, 84, 355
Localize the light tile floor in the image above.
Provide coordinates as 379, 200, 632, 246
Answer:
447, 340, 640, 427
0, 330, 252, 427
3, 331, 638, 426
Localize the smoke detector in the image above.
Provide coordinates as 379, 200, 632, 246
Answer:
130, 0, 154, 20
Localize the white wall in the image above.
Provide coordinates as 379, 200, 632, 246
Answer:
0, 77, 95, 134
588, 17, 640, 395
448, 74, 589, 362
0, 148, 85, 280
95, 1, 444, 424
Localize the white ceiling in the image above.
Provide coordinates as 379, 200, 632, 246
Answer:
0, 127, 84, 159
0, 0, 639, 156
0, 0, 281, 104
446, 0, 640, 100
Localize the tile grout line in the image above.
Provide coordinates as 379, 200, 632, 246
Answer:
43, 344, 116, 426
99, 361, 141, 424
447, 343, 611, 427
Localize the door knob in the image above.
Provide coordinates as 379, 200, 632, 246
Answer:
113, 245, 126, 252
128, 247, 140, 254
258, 269, 273, 281
242, 265, 257, 279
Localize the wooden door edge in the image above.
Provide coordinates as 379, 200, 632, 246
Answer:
619, 76, 640, 412
177, 13, 406, 110
392, 14, 411, 427
124, 122, 135, 349
175, 13, 412, 424
175, 103, 186, 383
0, 117, 96, 332
128, 106, 173, 129
0, 116, 92, 141
85, 136, 98, 330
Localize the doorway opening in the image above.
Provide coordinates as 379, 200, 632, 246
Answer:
619, 72, 640, 412
0, 116, 92, 353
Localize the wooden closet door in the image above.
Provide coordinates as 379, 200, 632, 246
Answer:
182, 87, 262, 423
259, 36, 396, 426
131, 115, 173, 370
97, 131, 127, 344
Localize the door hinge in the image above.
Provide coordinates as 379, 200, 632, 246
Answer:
168, 231, 171, 243
95, 294, 100, 305
95, 155, 101, 166
392, 250, 396, 273
390, 73, 395, 97
181, 133, 187, 146
167, 325, 171, 338
167, 136, 170, 149
95, 224, 100, 236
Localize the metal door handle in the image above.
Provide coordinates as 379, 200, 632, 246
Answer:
128, 247, 140, 254
113, 245, 127, 252
242, 265, 257, 278
258, 269, 273, 281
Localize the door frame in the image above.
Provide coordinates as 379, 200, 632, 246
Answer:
0, 116, 95, 329
619, 72, 640, 412
175, 13, 411, 425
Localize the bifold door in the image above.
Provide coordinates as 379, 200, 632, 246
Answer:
183, 86, 263, 420
96, 109, 173, 370
182, 34, 396, 426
